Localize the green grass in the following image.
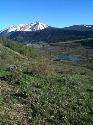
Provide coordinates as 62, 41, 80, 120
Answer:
0, 37, 93, 125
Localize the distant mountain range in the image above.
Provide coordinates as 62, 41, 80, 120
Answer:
0, 22, 93, 43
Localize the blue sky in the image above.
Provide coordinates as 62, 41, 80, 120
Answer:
0, 0, 93, 30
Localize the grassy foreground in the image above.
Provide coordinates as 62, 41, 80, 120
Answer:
0, 37, 93, 125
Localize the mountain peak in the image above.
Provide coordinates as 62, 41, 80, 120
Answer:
0, 21, 48, 34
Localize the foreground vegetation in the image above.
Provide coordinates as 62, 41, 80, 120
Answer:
0, 37, 93, 125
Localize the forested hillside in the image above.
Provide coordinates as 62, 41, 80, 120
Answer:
1, 27, 93, 43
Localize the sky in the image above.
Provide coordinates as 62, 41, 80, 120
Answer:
0, 0, 93, 30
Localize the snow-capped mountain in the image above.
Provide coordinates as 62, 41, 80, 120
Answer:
0, 21, 48, 34
64, 24, 93, 31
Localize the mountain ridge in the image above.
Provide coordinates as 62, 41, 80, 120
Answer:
1, 23, 93, 33
0, 22, 93, 43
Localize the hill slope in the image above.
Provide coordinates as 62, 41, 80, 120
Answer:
0, 38, 93, 125
0, 37, 93, 125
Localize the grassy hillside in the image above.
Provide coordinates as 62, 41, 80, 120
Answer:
0, 37, 93, 125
